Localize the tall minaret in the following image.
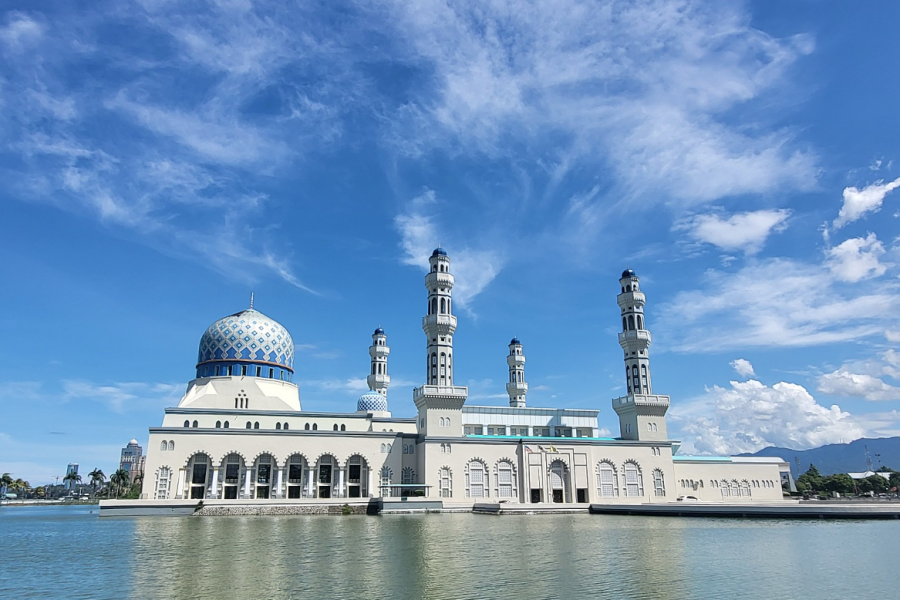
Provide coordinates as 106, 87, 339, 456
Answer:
413, 247, 468, 436
366, 328, 390, 396
506, 338, 527, 407
612, 269, 669, 441
618, 269, 652, 395
423, 247, 456, 386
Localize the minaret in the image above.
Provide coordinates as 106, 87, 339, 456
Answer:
423, 247, 456, 386
413, 247, 468, 436
619, 269, 652, 395
506, 338, 527, 407
366, 328, 390, 396
612, 269, 669, 441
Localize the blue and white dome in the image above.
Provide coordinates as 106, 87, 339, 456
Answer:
196, 308, 294, 380
357, 390, 388, 413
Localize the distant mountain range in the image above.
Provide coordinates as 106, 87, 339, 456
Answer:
738, 437, 900, 477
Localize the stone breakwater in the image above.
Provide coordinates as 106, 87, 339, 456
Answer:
194, 503, 369, 516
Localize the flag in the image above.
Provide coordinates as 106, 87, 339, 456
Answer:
524, 445, 533, 453
549, 445, 558, 453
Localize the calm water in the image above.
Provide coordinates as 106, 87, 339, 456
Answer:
1, 505, 898, 599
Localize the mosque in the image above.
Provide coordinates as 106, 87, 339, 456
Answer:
139, 248, 790, 507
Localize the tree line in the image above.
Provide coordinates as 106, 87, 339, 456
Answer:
796, 464, 900, 496
1, 468, 141, 501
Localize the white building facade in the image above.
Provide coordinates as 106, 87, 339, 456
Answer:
141, 250, 789, 506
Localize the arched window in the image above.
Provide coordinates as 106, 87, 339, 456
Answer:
216, 421, 221, 428
160, 441, 167, 451
637, 315, 643, 330
622, 316, 627, 331
154, 467, 171, 500
466, 460, 487, 498
276, 423, 281, 430
254, 422, 260, 429
402, 467, 415, 485
192, 420, 198, 428
624, 461, 643, 497
380, 466, 392, 497
235, 398, 239, 409
741, 480, 751, 497
184, 420, 190, 428
628, 315, 635, 330
439, 467, 452, 497
431, 298, 437, 314
380, 444, 386, 453
495, 460, 516, 498
340, 424, 345, 431
223, 421, 229, 429
653, 469, 665, 497
167, 441, 174, 451
440, 297, 446, 313
597, 461, 618, 497
304, 423, 310, 430
312, 423, 317, 431
283, 422, 289, 430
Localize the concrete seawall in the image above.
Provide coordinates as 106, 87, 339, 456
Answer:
589, 501, 900, 519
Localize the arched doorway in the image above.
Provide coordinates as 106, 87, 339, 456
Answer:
316, 455, 336, 498
285, 454, 307, 498
549, 460, 569, 503
221, 453, 244, 499
255, 454, 275, 499
346, 455, 368, 498
187, 453, 212, 499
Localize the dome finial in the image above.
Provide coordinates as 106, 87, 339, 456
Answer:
249, 292, 254, 309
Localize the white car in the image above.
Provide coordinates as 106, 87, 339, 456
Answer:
676, 495, 700, 502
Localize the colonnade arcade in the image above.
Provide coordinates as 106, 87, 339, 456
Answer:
167, 452, 372, 500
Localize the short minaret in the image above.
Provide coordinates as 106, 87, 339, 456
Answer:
413, 247, 468, 436
506, 338, 527, 407
612, 269, 670, 441
366, 328, 390, 396
357, 328, 391, 416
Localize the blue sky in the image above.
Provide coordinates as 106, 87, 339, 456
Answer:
3, 0, 900, 484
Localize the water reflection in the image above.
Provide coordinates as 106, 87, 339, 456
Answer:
2, 506, 899, 600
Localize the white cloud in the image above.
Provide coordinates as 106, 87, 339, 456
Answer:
383, 0, 818, 204
672, 379, 864, 455
730, 358, 756, 378
826, 233, 887, 282
658, 259, 900, 351
301, 378, 370, 394
395, 191, 504, 311
816, 349, 900, 401
680, 209, 790, 255
833, 177, 900, 229
0, 13, 43, 51
817, 371, 900, 402
62, 380, 183, 413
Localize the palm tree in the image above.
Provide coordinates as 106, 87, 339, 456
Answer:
111, 469, 130, 499
88, 469, 105, 498
0, 473, 12, 499
63, 472, 82, 493
34, 486, 46, 499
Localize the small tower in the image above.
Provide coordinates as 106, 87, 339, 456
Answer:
358, 328, 390, 416
413, 248, 468, 436
366, 328, 390, 397
506, 338, 527, 408
612, 269, 669, 441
